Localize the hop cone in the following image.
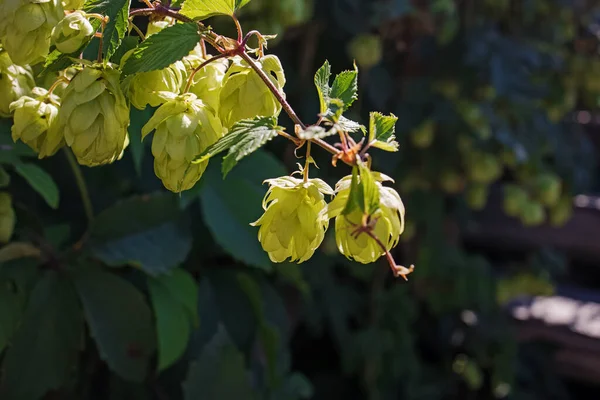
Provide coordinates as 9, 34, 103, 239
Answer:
52, 64, 130, 166
0, 47, 35, 117
122, 49, 187, 110
219, 55, 285, 129
251, 176, 333, 263
183, 53, 228, 113
61, 0, 84, 10
328, 173, 405, 264
0, 192, 15, 243
51, 10, 94, 54
146, 17, 174, 37
0, 0, 64, 65
10, 87, 63, 157
141, 93, 224, 192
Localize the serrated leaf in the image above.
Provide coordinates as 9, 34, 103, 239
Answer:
73, 266, 155, 382
338, 116, 365, 133
121, 23, 200, 77
15, 163, 59, 209
200, 151, 285, 271
181, 0, 253, 20
368, 112, 399, 152
148, 269, 198, 371
1, 272, 83, 400
192, 117, 280, 177
183, 327, 256, 400
84, 0, 131, 59
89, 193, 192, 276
330, 63, 359, 111
314, 60, 332, 114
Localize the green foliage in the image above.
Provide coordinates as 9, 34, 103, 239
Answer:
181, 0, 253, 20
14, 163, 59, 209
84, 0, 131, 59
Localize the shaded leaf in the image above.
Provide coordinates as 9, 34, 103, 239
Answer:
15, 163, 59, 209
1, 272, 83, 400
121, 23, 201, 77
73, 266, 155, 382
0, 166, 10, 187
89, 193, 192, 276
84, 0, 131, 59
0, 242, 41, 264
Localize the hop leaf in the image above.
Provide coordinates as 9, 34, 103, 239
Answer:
51, 10, 95, 54
141, 93, 225, 192
219, 55, 285, 129
52, 63, 131, 166
0, 0, 64, 65
0, 47, 35, 117
328, 173, 405, 264
9, 87, 63, 157
251, 176, 334, 263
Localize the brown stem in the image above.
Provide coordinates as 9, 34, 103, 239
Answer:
232, 14, 243, 43
183, 53, 228, 93
47, 76, 70, 97
364, 229, 414, 280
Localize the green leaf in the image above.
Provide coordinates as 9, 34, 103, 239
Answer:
111, 35, 140, 64
128, 106, 153, 176
84, 0, 131, 59
314, 60, 332, 115
73, 266, 156, 382
0, 166, 10, 188
121, 23, 200, 77
368, 112, 399, 152
1, 272, 83, 400
357, 161, 380, 216
89, 193, 192, 276
199, 151, 285, 271
148, 268, 198, 371
183, 327, 256, 400
192, 117, 280, 177
14, 163, 59, 209
0, 275, 25, 353
330, 63, 359, 111
180, 0, 253, 20
342, 166, 361, 216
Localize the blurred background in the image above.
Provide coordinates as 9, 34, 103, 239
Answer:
4, 0, 600, 399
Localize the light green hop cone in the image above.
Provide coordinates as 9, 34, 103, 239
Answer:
52, 64, 130, 166
182, 53, 228, 113
0, 47, 35, 117
9, 87, 63, 157
328, 173, 405, 264
51, 10, 94, 54
251, 176, 334, 263
141, 93, 224, 193
146, 17, 174, 37
0, 0, 64, 66
219, 54, 285, 129
61, 0, 84, 10
122, 50, 187, 110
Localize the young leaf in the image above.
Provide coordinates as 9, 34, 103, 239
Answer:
314, 60, 332, 114
148, 269, 198, 372
73, 266, 156, 383
357, 161, 381, 216
15, 163, 59, 209
181, 0, 253, 20
191, 116, 281, 177
121, 23, 201, 77
330, 63, 359, 111
368, 112, 399, 152
1, 272, 83, 400
84, 0, 131, 59
338, 116, 365, 133
89, 193, 192, 276
342, 166, 362, 216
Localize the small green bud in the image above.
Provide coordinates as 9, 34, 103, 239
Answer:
502, 184, 529, 217
532, 173, 562, 207
141, 93, 224, 192
466, 183, 489, 210
410, 120, 435, 148
9, 87, 63, 157
51, 10, 94, 54
52, 64, 130, 166
251, 176, 333, 263
328, 173, 405, 264
465, 152, 502, 183
0, 47, 35, 117
520, 200, 545, 227
0, 192, 16, 243
549, 195, 572, 227
219, 55, 285, 129
0, 0, 64, 65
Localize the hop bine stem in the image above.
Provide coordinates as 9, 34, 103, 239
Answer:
47, 76, 71, 96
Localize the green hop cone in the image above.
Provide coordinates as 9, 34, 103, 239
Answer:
122, 50, 187, 110
0, 47, 35, 117
465, 151, 502, 183
146, 16, 174, 37
0, 192, 16, 243
466, 183, 489, 210
503, 184, 529, 217
141, 92, 224, 192
347, 34, 383, 69
61, 0, 85, 10
183, 53, 228, 113
328, 173, 405, 264
9, 87, 63, 157
52, 64, 130, 166
0, 0, 64, 65
520, 200, 545, 227
549, 195, 572, 227
251, 176, 334, 263
219, 55, 285, 129
51, 10, 94, 54
533, 173, 562, 207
